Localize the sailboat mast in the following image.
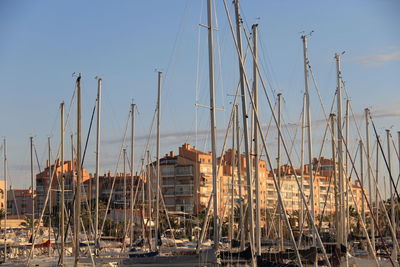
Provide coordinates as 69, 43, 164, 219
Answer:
48, 137, 52, 256
345, 100, 350, 237
386, 129, 397, 260
365, 108, 375, 250
335, 53, 347, 250
301, 35, 316, 247
3, 138, 7, 262
229, 108, 235, 248
155, 71, 162, 249
236, 104, 245, 249
30, 136, 35, 254
146, 150, 152, 249
123, 148, 127, 251
397, 131, 400, 254
95, 77, 102, 252
330, 114, 339, 244
375, 136, 379, 231
234, 0, 255, 252
298, 93, 306, 246
130, 103, 136, 248
360, 140, 365, 224
396, 131, 400, 257
277, 93, 283, 251
60, 102, 65, 266
74, 74, 82, 267
252, 23, 261, 256
141, 159, 145, 243
206, 0, 219, 249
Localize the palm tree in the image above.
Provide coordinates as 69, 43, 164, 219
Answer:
20, 216, 38, 229
0, 209, 5, 229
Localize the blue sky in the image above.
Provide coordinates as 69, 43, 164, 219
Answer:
0, 0, 399, 189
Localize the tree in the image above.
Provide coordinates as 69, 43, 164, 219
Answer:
20, 216, 38, 229
0, 209, 5, 229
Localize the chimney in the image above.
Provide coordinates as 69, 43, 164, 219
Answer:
304, 164, 309, 174
170, 151, 174, 157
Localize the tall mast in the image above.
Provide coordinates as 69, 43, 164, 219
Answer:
30, 136, 35, 254
345, 100, 350, 236
252, 23, 261, 256
301, 35, 316, 248
396, 131, 400, 253
71, 134, 74, 200
130, 103, 136, 248
365, 108, 375, 250
236, 104, 245, 250
141, 161, 145, 242
298, 93, 306, 246
74, 74, 82, 267
60, 102, 65, 266
335, 53, 347, 249
234, 0, 255, 252
375, 136, 379, 232
3, 138, 7, 262
206, 0, 219, 249
123, 148, 127, 251
146, 150, 152, 249
48, 137, 52, 256
229, 108, 235, 248
277, 93, 283, 251
386, 129, 397, 261
155, 71, 162, 249
95, 77, 102, 252
359, 140, 365, 224
396, 131, 400, 259
330, 114, 339, 245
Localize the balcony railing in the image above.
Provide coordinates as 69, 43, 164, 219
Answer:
175, 166, 193, 176
175, 191, 193, 196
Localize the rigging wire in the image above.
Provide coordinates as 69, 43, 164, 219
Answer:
99, 112, 132, 235
339, 118, 396, 266
27, 77, 79, 264
33, 143, 42, 173
81, 100, 97, 169
369, 115, 400, 201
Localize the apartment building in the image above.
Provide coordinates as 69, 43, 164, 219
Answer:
35, 160, 90, 216
7, 188, 35, 217
83, 171, 142, 207
158, 145, 215, 215
157, 145, 365, 225
0, 180, 5, 211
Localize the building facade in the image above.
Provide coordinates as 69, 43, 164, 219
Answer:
35, 160, 90, 216
7, 188, 35, 217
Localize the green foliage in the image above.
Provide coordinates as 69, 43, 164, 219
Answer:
20, 216, 38, 228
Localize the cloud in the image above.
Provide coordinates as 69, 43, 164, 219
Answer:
354, 47, 400, 67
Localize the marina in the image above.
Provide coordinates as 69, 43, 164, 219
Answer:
0, 0, 399, 266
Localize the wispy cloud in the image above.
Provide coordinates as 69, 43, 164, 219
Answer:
354, 47, 400, 67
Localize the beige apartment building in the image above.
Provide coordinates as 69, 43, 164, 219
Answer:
158, 144, 365, 226
0, 180, 5, 211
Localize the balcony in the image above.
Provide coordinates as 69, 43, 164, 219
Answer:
163, 188, 175, 196
175, 191, 193, 197
162, 178, 175, 187
175, 180, 193, 186
175, 166, 193, 176
161, 167, 175, 177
